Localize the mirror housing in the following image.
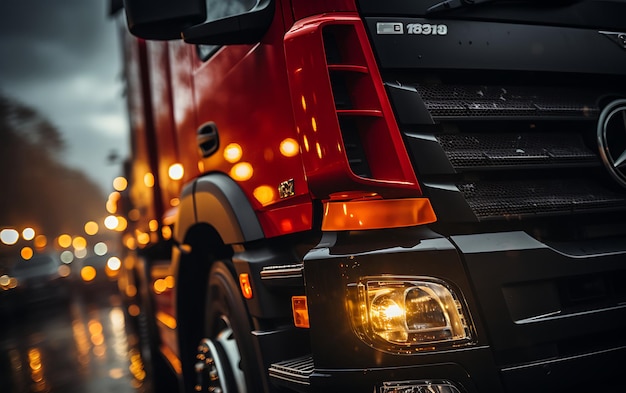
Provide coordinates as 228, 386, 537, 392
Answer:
182, 0, 274, 45
122, 0, 206, 40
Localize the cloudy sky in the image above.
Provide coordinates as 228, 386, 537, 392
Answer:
0, 0, 129, 193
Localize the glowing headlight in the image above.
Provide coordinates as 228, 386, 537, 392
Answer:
349, 276, 472, 351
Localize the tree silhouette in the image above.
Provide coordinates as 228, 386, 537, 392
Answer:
0, 94, 106, 239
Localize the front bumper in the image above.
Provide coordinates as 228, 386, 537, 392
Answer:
300, 228, 626, 392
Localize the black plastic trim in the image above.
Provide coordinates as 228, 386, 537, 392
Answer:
193, 173, 264, 244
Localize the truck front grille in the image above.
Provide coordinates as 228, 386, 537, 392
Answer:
385, 72, 626, 225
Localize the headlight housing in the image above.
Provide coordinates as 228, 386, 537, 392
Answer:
348, 276, 472, 353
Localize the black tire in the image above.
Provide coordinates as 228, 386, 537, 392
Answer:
192, 261, 263, 393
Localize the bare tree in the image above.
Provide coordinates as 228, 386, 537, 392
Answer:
0, 94, 106, 238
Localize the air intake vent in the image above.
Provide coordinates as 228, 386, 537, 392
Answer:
323, 27, 375, 178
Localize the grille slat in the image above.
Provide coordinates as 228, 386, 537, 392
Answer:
437, 132, 597, 169
458, 179, 626, 219
415, 84, 600, 119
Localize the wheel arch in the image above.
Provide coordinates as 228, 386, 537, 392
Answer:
174, 172, 265, 247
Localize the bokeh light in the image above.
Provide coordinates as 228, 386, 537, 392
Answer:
74, 248, 87, 259
280, 138, 299, 157
22, 227, 36, 241
115, 216, 128, 232
21, 247, 34, 260
81, 266, 96, 282
84, 221, 99, 236
143, 173, 154, 188
60, 251, 74, 264
34, 235, 47, 249
168, 163, 184, 180
0, 229, 19, 245
113, 176, 128, 191
253, 185, 275, 205
58, 234, 72, 249
107, 257, 122, 271
73, 236, 87, 250
230, 162, 253, 181
94, 242, 108, 256
104, 215, 119, 230
224, 143, 243, 163
58, 265, 71, 277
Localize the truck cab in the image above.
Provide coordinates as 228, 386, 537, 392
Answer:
111, 0, 626, 392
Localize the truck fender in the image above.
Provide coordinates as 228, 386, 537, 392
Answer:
174, 173, 265, 245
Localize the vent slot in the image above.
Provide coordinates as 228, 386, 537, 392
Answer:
324, 27, 375, 178
323, 25, 409, 181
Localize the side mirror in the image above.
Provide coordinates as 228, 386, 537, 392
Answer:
182, 0, 274, 45
122, 0, 206, 40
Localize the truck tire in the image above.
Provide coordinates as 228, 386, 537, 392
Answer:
192, 261, 263, 393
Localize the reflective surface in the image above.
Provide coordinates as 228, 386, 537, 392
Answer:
0, 282, 157, 393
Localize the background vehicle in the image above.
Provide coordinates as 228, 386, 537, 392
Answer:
110, 0, 626, 392
4, 253, 70, 309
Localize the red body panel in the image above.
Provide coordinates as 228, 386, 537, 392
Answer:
146, 40, 181, 219
167, 40, 199, 187
189, 7, 313, 237
289, 0, 357, 21
284, 14, 422, 200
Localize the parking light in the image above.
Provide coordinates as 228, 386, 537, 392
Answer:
292, 296, 310, 328
239, 273, 253, 299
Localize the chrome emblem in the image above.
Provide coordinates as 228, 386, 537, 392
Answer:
278, 179, 295, 199
598, 31, 626, 50
598, 99, 626, 188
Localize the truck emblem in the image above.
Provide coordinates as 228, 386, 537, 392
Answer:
599, 31, 626, 50
377, 22, 403, 35
278, 179, 295, 198
597, 99, 626, 188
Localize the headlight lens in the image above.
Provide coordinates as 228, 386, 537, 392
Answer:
350, 276, 472, 351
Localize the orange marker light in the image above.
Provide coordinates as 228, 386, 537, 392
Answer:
292, 296, 310, 328
322, 198, 437, 231
239, 273, 253, 299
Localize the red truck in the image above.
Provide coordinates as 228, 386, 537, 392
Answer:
110, 0, 626, 392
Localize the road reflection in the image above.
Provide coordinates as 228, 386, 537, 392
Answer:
0, 283, 151, 393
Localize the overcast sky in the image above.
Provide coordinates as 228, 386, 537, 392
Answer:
0, 0, 128, 194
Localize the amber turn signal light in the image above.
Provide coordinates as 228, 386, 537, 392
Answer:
239, 273, 253, 299
322, 198, 436, 231
292, 296, 310, 328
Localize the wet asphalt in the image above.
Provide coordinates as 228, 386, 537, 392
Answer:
0, 281, 161, 393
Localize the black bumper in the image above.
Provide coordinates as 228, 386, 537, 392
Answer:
301, 228, 626, 392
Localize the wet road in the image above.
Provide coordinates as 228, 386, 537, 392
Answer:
0, 282, 157, 393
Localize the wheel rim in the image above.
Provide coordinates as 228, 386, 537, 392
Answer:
194, 317, 246, 393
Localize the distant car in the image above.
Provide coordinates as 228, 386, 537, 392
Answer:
6, 254, 70, 308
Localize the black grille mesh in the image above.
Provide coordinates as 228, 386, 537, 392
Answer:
458, 179, 626, 219
437, 133, 597, 168
415, 84, 599, 118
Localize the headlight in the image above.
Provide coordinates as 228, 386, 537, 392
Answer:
349, 276, 472, 352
